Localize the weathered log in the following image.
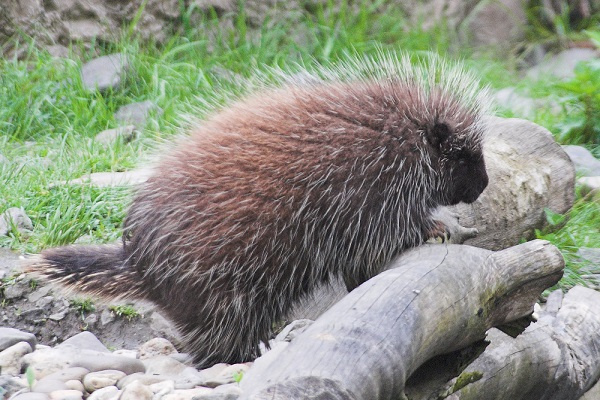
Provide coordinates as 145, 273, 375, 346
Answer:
418, 286, 600, 400
240, 240, 564, 399
449, 116, 575, 250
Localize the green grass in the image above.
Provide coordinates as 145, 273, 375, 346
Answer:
0, 2, 598, 291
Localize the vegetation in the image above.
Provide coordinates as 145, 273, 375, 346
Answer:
0, 3, 598, 291
109, 304, 141, 320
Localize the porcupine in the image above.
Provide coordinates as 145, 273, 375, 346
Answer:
26, 52, 491, 368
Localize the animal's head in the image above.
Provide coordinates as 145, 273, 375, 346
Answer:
425, 119, 489, 206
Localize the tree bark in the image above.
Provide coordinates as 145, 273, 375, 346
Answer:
240, 240, 564, 400
417, 286, 600, 400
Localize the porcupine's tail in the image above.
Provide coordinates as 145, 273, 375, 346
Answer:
24, 244, 147, 301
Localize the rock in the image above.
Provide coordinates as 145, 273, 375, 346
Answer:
33, 378, 69, 393
563, 145, 600, 176
0, 341, 33, 375
214, 383, 243, 398
139, 337, 177, 359
162, 387, 215, 400
544, 289, 563, 316
25, 347, 145, 379
460, 0, 527, 54
119, 380, 153, 400
527, 48, 599, 80
48, 390, 83, 400
57, 332, 110, 353
204, 363, 249, 387
0, 327, 37, 351
65, 168, 153, 187
174, 367, 208, 389
114, 101, 163, 129
117, 372, 165, 389
0, 207, 33, 236
578, 176, 600, 193
493, 87, 536, 118
112, 349, 137, 359
94, 125, 138, 145
149, 379, 175, 396
578, 248, 600, 267
73, 352, 146, 375
142, 355, 187, 375
0, 374, 27, 398
64, 380, 85, 392
28, 366, 89, 384
81, 54, 128, 92
87, 386, 120, 400
48, 309, 69, 321
83, 370, 128, 392
99, 309, 115, 326
11, 393, 51, 400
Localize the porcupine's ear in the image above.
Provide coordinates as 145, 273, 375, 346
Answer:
426, 122, 451, 148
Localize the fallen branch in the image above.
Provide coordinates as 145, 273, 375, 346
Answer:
240, 240, 564, 399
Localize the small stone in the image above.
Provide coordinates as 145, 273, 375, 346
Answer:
33, 378, 69, 393
94, 125, 137, 145
174, 367, 207, 389
64, 380, 85, 392
139, 337, 177, 359
87, 386, 120, 400
81, 53, 128, 92
83, 370, 127, 392
83, 313, 98, 326
0, 341, 33, 375
41, 367, 90, 382
0, 374, 27, 398
72, 352, 145, 375
11, 393, 50, 400
27, 285, 52, 303
494, 87, 536, 118
114, 101, 163, 129
119, 380, 153, 400
579, 176, 600, 194
112, 349, 137, 359
563, 145, 600, 177
36, 295, 55, 309
48, 389, 83, 400
100, 309, 115, 326
143, 355, 187, 375
49, 309, 69, 321
57, 332, 109, 353
117, 372, 164, 389
214, 383, 243, 398
0, 207, 33, 236
47, 45, 69, 58
527, 48, 598, 80
544, 290, 564, 315
0, 327, 37, 351
149, 379, 174, 395
204, 363, 249, 387
578, 248, 600, 267
162, 387, 215, 400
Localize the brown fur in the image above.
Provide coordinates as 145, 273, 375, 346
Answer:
27, 54, 490, 368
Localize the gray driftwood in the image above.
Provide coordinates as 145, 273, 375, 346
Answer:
414, 286, 600, 400
240, 240, 564, 400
